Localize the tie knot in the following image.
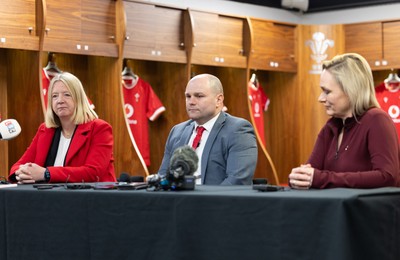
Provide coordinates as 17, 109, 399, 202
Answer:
196, 126, 205, 134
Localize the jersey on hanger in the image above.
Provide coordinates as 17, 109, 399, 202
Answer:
122, 76, 166, 166
375, 82, 400, 139
248, 79, 270, 146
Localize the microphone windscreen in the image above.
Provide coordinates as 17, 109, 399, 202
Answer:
169, 145, 198, 177
0, 119, 22, 140
118, 172, 131, 183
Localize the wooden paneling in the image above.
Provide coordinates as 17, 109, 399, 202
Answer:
81, 1, 117, 43
383, 21, 400, 69
0, 50, 42, 178
43, 0, 118, 57
253, 71, 297, 184
190, 11, 247, 68
5, 50, 43, 178
345, 22, 383, 68
345, 20, 400, 70
123, 2, 186, 63
296, 24, 344, 163
0, 0, 36, 36
44, 0, 82, 41
250, 19, 297, 72
0, 50, 8, 178
0, 0, 39, 50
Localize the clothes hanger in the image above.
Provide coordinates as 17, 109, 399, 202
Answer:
384, 69, 400, 91
250, 73, 257, 84
121, 66, 137, 78
121, 59, 138, 88
121, 59, 138, 78
249, 72, 259, 89
44, 52, 62, 73
384, 69, 400, 83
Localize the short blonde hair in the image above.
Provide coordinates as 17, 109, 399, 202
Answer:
322, 53, 380, 117
45, 72, 98, 128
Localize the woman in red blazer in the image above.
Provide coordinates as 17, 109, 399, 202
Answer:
9, 72, 116, 183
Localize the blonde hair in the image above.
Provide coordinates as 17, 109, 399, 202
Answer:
45, 72, 98, 128
322, 53, 380, 117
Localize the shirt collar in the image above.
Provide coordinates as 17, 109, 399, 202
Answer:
194, 112, 221, 132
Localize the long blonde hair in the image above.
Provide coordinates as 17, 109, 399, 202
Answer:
45, 72, 98, 128
322, 53, 380, 117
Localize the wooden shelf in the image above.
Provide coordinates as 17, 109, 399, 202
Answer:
250, 19, 297, 72
190, 11, 247, 68
345, 20, 400, 70
123, 2, 187, 63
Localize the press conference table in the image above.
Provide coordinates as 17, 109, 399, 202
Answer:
0, 184, 399, 260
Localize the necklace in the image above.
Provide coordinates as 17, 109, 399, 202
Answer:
62, 131, 73, 138
62, 126, 76, 139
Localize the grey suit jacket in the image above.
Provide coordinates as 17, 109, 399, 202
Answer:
158, 112, 258, 185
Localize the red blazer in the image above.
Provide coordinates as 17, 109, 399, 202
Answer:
9, 119, 116, 183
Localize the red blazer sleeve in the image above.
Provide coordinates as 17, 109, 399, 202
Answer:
9, 124, 54, 178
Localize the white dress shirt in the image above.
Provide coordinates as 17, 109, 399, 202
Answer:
188, 113, 220, 184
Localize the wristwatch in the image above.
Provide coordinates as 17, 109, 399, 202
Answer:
44, 168, 51, 182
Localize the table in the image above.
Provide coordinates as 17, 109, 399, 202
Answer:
0, 184, 399, 260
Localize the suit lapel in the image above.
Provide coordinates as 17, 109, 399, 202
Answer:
201, 113, 226, 182
180, 121, 195, 147
65, 123, 90, 165
37, 127, 56, 165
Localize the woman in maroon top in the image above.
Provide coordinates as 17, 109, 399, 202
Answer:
289, 53, 400, 189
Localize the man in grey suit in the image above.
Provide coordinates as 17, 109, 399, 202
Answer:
158, 74, 257, 185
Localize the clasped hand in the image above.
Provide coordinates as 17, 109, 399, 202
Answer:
15, 163, 45, 184
289, 164, 314, 190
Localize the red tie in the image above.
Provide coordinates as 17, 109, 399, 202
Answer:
192, 126, 205, 149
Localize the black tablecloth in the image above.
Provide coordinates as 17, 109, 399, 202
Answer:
0, 184, 399, 260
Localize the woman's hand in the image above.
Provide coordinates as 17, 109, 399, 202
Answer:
15, 163, 46, 184
289, 164, 314, 190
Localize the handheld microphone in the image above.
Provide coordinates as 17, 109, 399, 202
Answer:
0, 119, 21, 140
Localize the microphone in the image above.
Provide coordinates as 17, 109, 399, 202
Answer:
118, 172, 132, 183
116, 172, 147, 190
147, 173, 161, 184
168, 145, 198, 179
130, 176, 144, 182
118, 173, 145, 183
0, 119, 21, 140
163, 145, 198, 191
147, 146, 198, 191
